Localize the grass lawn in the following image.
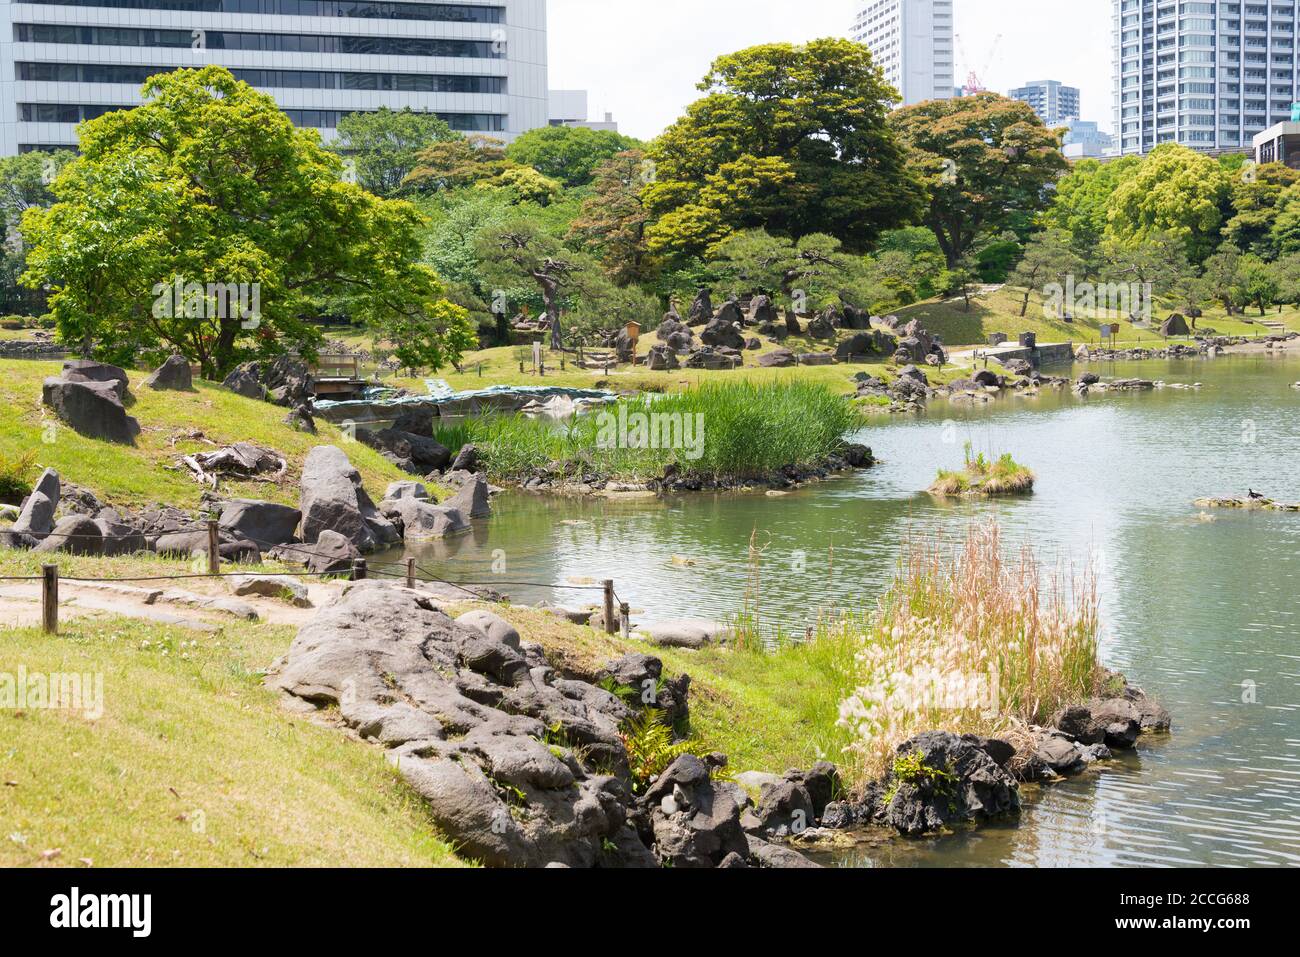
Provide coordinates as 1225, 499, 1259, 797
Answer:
897, 286, 1300, 350
495, 606, 857, 784
0, 358, 410, 510
0, 613, 467, 867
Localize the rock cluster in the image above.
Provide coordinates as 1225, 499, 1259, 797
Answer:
221, 356, 314, 406
269, 584, 821, 868
42, 360, 140, 444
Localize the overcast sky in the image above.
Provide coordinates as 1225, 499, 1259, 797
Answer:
547, 0, 1113, 140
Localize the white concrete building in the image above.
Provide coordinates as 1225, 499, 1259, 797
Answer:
0, 0, 550, 156
1009, 79, 1081, 126
1114, 0, 1300, 155
547, 88, 617, 132
850, 0, 954, 106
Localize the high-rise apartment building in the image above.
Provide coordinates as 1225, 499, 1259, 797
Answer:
1114, 0, 1300, 155
851, 0, 954, 106
0, 0, 550, 156
1009, 79, 1081, 125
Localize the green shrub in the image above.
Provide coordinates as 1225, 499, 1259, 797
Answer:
0, 449, 38, 505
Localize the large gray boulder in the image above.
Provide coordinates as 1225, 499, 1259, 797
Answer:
640, 754, 749, 868
299, 446, 400, 553
61, 360, 129, 400
33, 514, 103, 556
877, 731, 1020, 836
1, 468, 60, 547
143, 355, 193, 391
218, 499, 302, 550
442, 474, 491, 519
301, 529, 360, 575
221, 365, 265, 400
42, 377, 140, 445
380, 496, 468, 541
700, 317, 746, 351
270, 583, 656, 868
94, 508, 146, 556
357, 429, 451, 476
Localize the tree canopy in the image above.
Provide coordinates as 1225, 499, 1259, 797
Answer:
330, 107, 456, 197
1105, 143, 1231, 263
644, 38, 924, 260
21, 66, 474, 377
889, 93, 1067, 267
505, 126, 642, 188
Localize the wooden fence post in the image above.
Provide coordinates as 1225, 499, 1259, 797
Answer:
603, 580, 616, 635
42, 564, 58, 635
620, 602, 630, 641
207, 519, 220, 576
406, 557, 416, 590
352, 559, 367, 582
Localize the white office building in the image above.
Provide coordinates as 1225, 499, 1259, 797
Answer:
0, 0, 550, 156
1114, 0, 1300, 155
850, 0, 954, 106
1009, 79, 1081, 126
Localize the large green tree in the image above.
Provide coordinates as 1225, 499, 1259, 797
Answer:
0, 150, 73, 314
569, 149, 655, 285
1106, 143, 1231, 263
1008, 229, 1084, 317
21, 66, 474, 377
505, 126, 641, 189
331, 107, 455, 197
644, 38, 924, 259
889, 93, 1066, 268
1042, 155, 1141, 255
1223, 162, 1300, 258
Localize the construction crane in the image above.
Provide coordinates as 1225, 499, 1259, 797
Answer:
955, 32, 1002, 94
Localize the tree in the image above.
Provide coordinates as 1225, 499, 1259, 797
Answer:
404, 135, 514, 192
1202, 244, 1247, 315
0, 150, 74, 314
644, 38, 924, 258
1224, 162, 1300, 258
888, 93, 1067, 267
569, 150, 655, 285
1269, 252, 1300, 307
707, 229, 874, 309
868, 227, 948, 304
505, 126, 641, 188
20, 66, 474, 378
1106, 143, 1231, 263
1101, 231, 1192, 304
331, 107, 455, 197
475, 219, 600, 350
1239, 255, 1279, 315
1009, 230, 1084, 317
1042, 156, 1141, 254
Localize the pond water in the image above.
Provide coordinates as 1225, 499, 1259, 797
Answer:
386, 352, 1300, 867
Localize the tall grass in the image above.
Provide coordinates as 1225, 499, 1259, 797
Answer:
435, 380, 865, 484
930, 443, 1035, 497
836, 521, 1101, 781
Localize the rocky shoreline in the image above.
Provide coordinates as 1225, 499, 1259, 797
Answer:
266, 581, 1171, 868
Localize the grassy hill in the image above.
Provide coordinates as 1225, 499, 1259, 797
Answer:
0, 359, 409, 510
894, 286, 1300, 349
0, 611, 467, 867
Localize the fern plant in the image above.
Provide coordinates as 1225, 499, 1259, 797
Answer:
0, 449, 38, 506
618, 710, 697, 795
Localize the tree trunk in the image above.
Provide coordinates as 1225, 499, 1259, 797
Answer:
1020, 289, 1031, 317
540, 279, 563, 351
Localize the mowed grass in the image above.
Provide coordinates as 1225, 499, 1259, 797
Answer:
0, 358, 409, 509
898, 286, 1300, 350
434, 380, 865, 484
494, 606, 859, 784
0, 615, 469, 867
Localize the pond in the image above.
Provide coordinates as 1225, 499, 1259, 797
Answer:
385, 352, 1300, 867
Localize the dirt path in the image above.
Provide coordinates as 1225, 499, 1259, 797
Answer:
0, 578, 342, 632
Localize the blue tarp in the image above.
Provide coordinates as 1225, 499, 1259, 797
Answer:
314, 379, 615, 413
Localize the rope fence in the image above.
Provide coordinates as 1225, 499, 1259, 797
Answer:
3, 525, 626, 637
